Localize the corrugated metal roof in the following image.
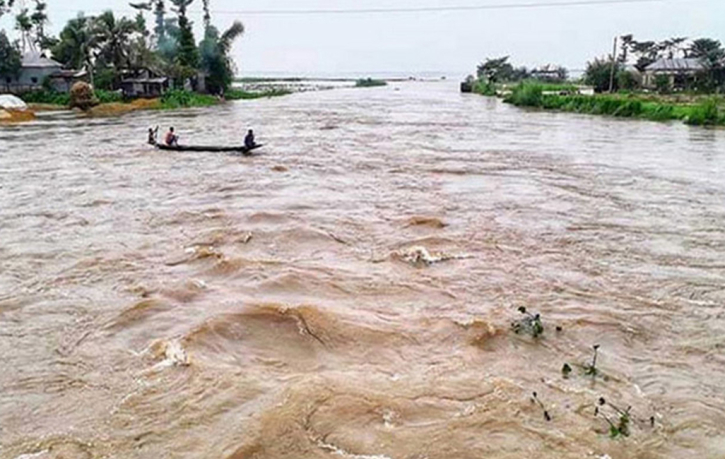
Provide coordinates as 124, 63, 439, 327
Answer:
21, 52, 62, 68
121, 77, 169, 84
645, 58, 705, 72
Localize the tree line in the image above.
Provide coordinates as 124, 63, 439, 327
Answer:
0, 0, 244, 95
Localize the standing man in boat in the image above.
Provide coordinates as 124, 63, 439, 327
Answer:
244, 129, 256, 150
165, 127, 179, 146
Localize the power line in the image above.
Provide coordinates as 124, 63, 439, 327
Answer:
53, 0, 665, 17
208, 0, 664, 15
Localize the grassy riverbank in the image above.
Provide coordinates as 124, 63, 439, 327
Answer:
488, 82, 725, 127
12, 88, 292, 118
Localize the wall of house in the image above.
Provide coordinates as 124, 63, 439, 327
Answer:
1, 66, 63, 94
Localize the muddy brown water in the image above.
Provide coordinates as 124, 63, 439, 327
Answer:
1, 82, 725, 459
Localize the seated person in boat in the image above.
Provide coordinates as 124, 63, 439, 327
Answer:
244, 129, 256, 149
165, 127, 179, 146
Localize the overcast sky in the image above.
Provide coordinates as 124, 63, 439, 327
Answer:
1, 0, 723, 77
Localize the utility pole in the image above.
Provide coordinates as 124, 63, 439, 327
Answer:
608, 36, 618, 93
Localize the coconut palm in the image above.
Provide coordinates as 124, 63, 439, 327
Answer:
200, 21, 244, 94
93, 11, 138, 70
52, 14, 96, 68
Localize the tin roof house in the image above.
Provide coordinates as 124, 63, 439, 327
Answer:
0, 52, 86, 94
643, 58, 706, 90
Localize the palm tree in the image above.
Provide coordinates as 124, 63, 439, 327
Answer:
94, 11, 138, 70
200, 21, 244, 94
52, 14, 99, 86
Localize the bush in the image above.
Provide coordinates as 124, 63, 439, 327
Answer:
655, 75, 671, 94
160, 89, 218, 109
617, 71, 640, 91
19, 90, 70, 106
585, 58, 620, 93
504, 83, 544, 107
473, 80, 496, 96
686, 98, 720, 125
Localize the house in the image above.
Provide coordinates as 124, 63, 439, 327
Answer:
0, 52, 86, 94
643, 58, 706, 90
120, 68, 170, 98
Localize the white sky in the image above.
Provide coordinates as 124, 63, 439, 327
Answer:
1, 0, 723, 77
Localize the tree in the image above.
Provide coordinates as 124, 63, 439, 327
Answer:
200, 21, 244, 93
171, 0, 198, 70
659, 37, 687, 59
94, 11, 138, 70
631, 41, 660, 72
0, 30, 22, 79
689, 39, 725, 91
585, 57, 621, 92
619, 34, 634, 64
477, 56, 515, 84
51, 14, 99, 86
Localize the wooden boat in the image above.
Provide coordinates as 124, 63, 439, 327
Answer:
155, 143, 263, 154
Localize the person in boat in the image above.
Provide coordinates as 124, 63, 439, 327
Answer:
244, 129, 256, 149
165, 127, 179, 146
148, 127, 158, 145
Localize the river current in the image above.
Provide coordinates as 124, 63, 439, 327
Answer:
1, 81, 725, 458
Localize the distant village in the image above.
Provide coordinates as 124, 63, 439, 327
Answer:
0, 0, 244, 102
463, 36, 725, 94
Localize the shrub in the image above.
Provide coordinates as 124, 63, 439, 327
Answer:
160, 89, 218, 109
473, 80, 496, 96
655, 75, 671, 94
686, 98, 720, 125
504, 83, 543, 107
19, 90, 70, 106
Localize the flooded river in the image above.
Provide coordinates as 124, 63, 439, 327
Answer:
1, 81, 725, 458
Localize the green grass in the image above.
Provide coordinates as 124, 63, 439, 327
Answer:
225, 88, 292, 100
355, 78, 388, 88
159, 89, 219, 109
502, 82, 725, 126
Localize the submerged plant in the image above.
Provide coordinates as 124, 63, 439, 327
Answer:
531, 392, 552, 422
595, 397, 631, 438
584, 344, 600, 376
511, 307, 544, 338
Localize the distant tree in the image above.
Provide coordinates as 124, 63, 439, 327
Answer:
29, 0, 49, 46
585, 57, 620, 92
172, 0, 198, 71
0, 30, 22, 79
477, 56, 515, 83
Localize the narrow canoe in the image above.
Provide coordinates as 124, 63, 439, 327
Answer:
155, 144, 263, 154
